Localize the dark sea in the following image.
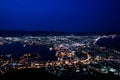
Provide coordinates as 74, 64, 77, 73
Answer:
0, 42, 57, 61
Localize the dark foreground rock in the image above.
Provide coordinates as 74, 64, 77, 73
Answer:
2, 68, 61, 80
1, 68, 120, 80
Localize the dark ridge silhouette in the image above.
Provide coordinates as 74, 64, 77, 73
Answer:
0, 30, 119, 37
1, 68, 120, 80
0, 71, 2, 79
95, 35, 120, 50
2, 68, 62, 80
0, 30, 69, 37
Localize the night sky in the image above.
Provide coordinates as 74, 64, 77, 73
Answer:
0, 0, 120, 32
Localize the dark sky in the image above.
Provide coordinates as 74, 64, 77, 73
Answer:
0, 0, 120, 32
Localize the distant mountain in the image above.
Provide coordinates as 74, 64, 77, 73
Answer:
0, 30, 119, 37
95, 35, 120, 50
0, 30, 68, 37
